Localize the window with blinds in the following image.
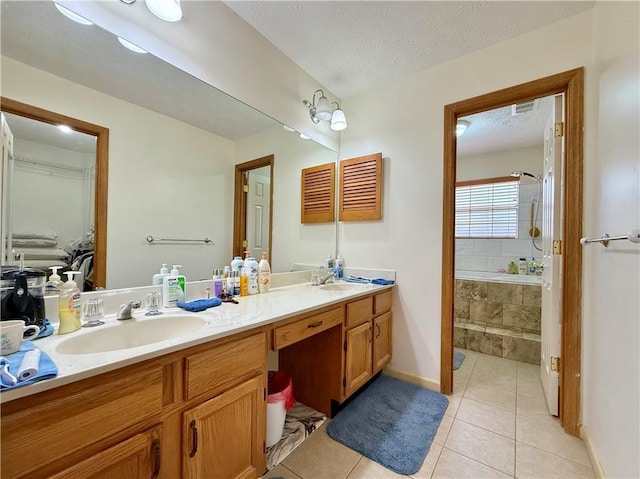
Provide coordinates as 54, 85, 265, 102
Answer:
455, 176, 519, 238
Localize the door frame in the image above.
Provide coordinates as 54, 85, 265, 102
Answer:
233, 155, 274, 261
440, 68, 584, 436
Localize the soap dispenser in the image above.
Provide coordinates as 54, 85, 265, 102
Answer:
163, 265, 186, 307
152, 263, 169, 285
58, 271, 82, 334
45, 266, 63, 296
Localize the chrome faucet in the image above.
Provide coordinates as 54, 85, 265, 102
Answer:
317, 272, 335, 285
116, 300, 141, 320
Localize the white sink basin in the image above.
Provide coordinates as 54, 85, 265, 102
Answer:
319, 282, 372, 292
55, 314, 208, 355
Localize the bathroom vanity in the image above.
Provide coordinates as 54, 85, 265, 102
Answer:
0, 282, 393, 479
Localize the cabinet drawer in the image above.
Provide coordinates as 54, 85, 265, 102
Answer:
374, 290, 393, 315
185, 332, 266, 400
273, 307, 343, 350
1, 365, 164, 479
346, 296, 373, 329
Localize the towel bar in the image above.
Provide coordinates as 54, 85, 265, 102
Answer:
146, 235, 213, 245
580, 229, 640, 247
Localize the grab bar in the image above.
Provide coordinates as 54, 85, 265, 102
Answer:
146, 235, 213, 245
580, 229, 640, 247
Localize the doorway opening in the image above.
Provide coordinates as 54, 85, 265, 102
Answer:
233, 155, 274, 262
440, 68, 584, 435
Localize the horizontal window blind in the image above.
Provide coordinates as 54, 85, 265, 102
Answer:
455, 178, 519, 238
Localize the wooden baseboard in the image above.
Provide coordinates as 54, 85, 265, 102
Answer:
383, 367, 441, 393
580, 425, 606, 478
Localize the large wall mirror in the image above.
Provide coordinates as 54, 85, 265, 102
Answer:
1, 1, 337, 289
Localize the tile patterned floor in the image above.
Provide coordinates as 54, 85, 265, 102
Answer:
263, 349, 596, 479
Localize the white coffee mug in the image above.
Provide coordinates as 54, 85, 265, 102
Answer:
0, 320, 40, 355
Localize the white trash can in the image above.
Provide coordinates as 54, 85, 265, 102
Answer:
266, 371, 294, 448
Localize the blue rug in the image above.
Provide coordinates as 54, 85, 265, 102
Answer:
326, 375, 448, 475
454, 350, 465, 370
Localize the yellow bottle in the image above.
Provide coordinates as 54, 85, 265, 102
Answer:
240, 268, 248, 297
58, 271, 82, 334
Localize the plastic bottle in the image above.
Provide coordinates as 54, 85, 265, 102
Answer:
152, 263, 169, 285
326, 254, 335, 269
45, 266, 63, 296
508, 261, 518, 274
244, 256, 259, 295
162, 265, 186, 307
335, 255, 344, 279
258, 252, 271, 293
58, 271, 82, 334
518, 258, 528, 275
529, 258, 536, 275
233, 271, 241, 296
231, 256, 244, 273
240, 268, 249, 296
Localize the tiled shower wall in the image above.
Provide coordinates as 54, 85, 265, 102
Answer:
455, 183, 543, 273
454, 279, 541, 364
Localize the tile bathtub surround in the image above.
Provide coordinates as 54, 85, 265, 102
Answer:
455, 279, 541, 364
264, 350, 596, 479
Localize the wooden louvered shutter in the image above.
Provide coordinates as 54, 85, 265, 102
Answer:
339, 153, 382, 221
301, 162, 335, 223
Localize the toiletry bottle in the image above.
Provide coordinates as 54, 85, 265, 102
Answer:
163, 265, 186, 307
244, 256, 259, 295
240, 268, 248, 296
518, 258, 528, 275
231, 256, 244, 273
58, 271, 82, 334
508, 261, 518, 274
152, 263, 169, 285
335, 255, 344, 278
45, 266, 63, 296
233, 271, 241, 296
529, 258, 536, 275
326, 254, 335, 269
258, 252, 271, 293
213, 269, 223, 298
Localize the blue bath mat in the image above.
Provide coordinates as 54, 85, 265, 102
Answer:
326, 375, 448, 475
453, 350, 465, 370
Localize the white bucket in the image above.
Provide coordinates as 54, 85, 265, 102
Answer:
266, 399, 287, 447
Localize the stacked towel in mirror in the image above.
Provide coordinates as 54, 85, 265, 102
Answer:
11, 228, 70, 269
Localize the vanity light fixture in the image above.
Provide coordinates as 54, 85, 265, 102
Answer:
117, 37, 148, 54
146, 0, 183, 22
299, 133, 311, 140
54, 3, 94, 25
456, 119, 469, 137
283, 125, 296, 132
303, 89, 348, 131
58, 125, 72, 134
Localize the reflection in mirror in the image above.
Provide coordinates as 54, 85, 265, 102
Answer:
1, 1, 337, 288
1, 98, 109, 289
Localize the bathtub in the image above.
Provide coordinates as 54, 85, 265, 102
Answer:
455, 270, 543, 285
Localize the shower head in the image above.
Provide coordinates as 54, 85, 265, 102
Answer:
510, 171, 541, 182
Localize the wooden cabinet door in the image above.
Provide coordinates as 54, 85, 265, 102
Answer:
373, 311, 392, 373
183, 376, 266, 479
50, 426, 161, 479
344, 321, 372, 397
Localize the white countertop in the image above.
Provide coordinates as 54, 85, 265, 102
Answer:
1, 281, 393, 403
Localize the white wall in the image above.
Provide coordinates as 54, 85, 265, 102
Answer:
339, 10, 593, 386
457, 145, 542, 182
2, 58, 236, 289
235, 126, 337, 272
582, 3, 639, 478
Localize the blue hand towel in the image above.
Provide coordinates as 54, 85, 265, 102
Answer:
176, 297, 222, 312
343, 276, 395, 285
34, 319, 54, 339
0, 342, 58, 391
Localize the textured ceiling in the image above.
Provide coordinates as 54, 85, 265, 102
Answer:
225, 1, 594, 99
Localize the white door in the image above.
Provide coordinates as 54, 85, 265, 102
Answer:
245, 166, 271, 260
1, 113, 14, 264
540, 94, 564, 416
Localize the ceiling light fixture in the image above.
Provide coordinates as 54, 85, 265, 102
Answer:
54, 3, 94, 25
456, 120, 469, 137
146, 0, 182, 22
58, 125, 72, 134
303, 89, 348, 131
117, 37, 148, 53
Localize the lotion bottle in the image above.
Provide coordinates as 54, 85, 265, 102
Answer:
244, 256, 259, 295
58, 271, 82, 334
258, 252, 271, 293
152, 263, 169, 285
163, 265, 186, 307
518, 258, 528, 275
45, 266, 63, 296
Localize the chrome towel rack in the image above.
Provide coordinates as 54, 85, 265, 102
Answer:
146, 235, 213, 245
580, 229, 640, 247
